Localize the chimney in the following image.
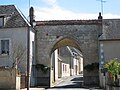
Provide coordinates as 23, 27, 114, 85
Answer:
29, 7, 35, 27
98, 12, 102, 20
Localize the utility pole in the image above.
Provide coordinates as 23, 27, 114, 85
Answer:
27, 6, 36, 90
29, 0, 30, 9
27, 26, 30, 90
27, 1, 31, 90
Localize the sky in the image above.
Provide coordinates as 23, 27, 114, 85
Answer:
0, 0, 120, 20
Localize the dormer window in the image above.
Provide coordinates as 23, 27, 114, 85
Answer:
0, 16, 4, 28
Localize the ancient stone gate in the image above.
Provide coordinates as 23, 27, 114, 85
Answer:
35, 19, 102, 87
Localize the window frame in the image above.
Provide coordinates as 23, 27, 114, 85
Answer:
0, 38, 11, 55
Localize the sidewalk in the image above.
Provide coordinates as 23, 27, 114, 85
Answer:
21, 88, 45, 90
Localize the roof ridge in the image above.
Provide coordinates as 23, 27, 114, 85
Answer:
36, 20, 102, 26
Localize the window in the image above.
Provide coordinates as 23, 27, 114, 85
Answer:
0, 16, 4, 27
1, 40, 9, 55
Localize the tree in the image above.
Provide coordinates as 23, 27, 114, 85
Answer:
10, 42, 26, 69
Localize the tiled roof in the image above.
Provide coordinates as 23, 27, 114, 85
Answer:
99, 19, 120, 40
0, 5, 30, 28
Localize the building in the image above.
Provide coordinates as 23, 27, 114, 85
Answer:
99, 19, 120, 63
1, 5, 120, 88
99, 19, 120, 88
0, 5, 35, 87
51, 46, 83, 85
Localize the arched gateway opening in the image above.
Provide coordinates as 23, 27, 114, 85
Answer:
35, 20, 102, 87
50, 37, 84, 87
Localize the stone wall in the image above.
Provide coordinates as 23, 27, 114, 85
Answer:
0, 68, 20, 90
36, 20, 102, 87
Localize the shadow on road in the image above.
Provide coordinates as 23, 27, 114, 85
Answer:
47, 75, 101, 89
71, 76, 83, 81
51, 75, 85, 88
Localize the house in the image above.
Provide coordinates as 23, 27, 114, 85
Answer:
99, 19, 120, 88
66, 46, 83, 75
99, 19, 120, 63
0, 5, 35, 88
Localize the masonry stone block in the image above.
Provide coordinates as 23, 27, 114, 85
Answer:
35, 20, 102, 87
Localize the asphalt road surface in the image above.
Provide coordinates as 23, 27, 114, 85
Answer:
46, 74, 89, 90
54, 74, 84, 88
46, 74, 103, 90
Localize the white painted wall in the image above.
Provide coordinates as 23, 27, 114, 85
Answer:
29, 28, 35, 86
100, 41, 120, 62
0, 27, 27, 73
0, 27, 35, 75
29, 29, 35, 73
80, 57, 83, 73
54, 49, 58, 80
62, 63, 70, 77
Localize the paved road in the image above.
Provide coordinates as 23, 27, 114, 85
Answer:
54, 74, 84, 88
46, 74, 103, 90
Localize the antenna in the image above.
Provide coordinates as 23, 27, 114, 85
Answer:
29, 0, 30, 9
28, 0, 31, 22
97, 0, 106, 15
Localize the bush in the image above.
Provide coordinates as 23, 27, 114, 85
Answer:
104, 59, 120, 78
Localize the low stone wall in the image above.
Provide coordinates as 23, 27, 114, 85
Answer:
0, 68, 20, 90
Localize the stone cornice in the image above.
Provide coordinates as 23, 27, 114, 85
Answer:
36, 20, 102, 26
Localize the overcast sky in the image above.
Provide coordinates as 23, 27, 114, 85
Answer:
1, 0, 120, 20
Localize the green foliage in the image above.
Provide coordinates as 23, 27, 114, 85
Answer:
104, 59, 120, 86
104, 59, 120, 77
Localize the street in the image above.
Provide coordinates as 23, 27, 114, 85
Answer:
54, 74, 84, 88
46, 74, 103, 90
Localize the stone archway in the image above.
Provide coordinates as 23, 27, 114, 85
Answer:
35, 20, 102, 87
51, 37, 81, 53
50, 37, 83, 86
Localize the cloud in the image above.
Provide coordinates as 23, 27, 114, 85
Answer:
34, 0, 120, 21
103, 13, 120, 19
41, 0, 57, 7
